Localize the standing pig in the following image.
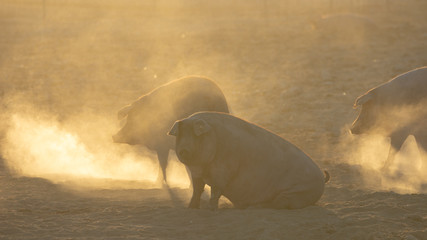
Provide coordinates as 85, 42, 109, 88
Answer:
168, 112, 329, 209
351, 67, 427, 170
113, 76, 229, 184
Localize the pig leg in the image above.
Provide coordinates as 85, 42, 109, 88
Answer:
185, 166, 193, 188
188, 177, 205, 208
156, 148, 169, 185
187, 166, 205, 208
271, 186, 323, 209
209, 186, 222, 210
270, 192, 308, 209
414, 135, 427, 170
382, 135, 406, 171
414, 135, 427, 154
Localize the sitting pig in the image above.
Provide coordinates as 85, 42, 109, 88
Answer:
113, 76, 229, 185
168, 112, 329, 209
351, 67, 427, 170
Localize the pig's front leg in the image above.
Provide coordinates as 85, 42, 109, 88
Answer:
188, 177, 205, 208
188, 166, 205, 209
209, 186, 222, 210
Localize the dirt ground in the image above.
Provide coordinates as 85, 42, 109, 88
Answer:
0, 0, 426, 239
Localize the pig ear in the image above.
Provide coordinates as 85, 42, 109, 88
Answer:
354, 92, 372, 109
168, 121, 180, 136
193, 119, 211, 136
117, 104, 133, 120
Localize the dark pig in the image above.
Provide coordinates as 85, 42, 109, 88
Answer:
351, 67, 427, 170
168, 112, 329, 209
113, 76, 229, 184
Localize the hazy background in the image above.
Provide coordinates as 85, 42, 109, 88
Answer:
0, 0, 426, 192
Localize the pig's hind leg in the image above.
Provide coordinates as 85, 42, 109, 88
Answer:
383, 134, 407, 172
414, 135, 427, 171
270, 189, 321, 210
156, 148, 169, 186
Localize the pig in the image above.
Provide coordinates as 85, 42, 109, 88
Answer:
168, 112, 329, 209
351, 67, 427, 170
113, 76, 229, 185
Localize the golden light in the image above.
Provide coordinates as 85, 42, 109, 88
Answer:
1, 112, 175, 188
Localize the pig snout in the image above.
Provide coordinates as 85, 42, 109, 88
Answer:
350, 115, 369, 135
350, 111, 367, 135
112, 132, 124, 143
177, 149, 193, 165
112, 130, 132, 144
350, 124, 361, 134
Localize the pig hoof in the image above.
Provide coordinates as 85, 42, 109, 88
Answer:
188, 201, 200, 209
208, 202, 218, 211
209, 206, 218, 211
188, 204, 200, 209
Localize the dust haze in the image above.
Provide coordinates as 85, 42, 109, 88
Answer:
1, 94, 190, 189
0, 0, 426, 195
340, 126, 427, 194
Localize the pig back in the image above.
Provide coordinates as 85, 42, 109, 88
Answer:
149, 76, 228, 121
373, 67, 427, 106
170, 77, 229, 119
128, 77, 228, 150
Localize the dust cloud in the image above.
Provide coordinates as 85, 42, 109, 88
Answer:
340, 104, 427, 194
0, 97, 189, 189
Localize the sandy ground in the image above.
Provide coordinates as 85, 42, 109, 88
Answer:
0, 0, 427, 239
